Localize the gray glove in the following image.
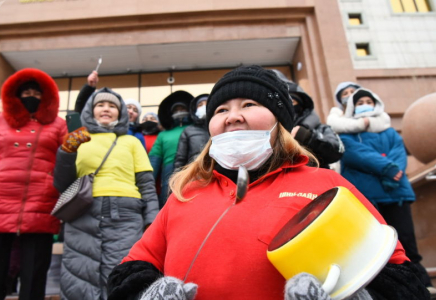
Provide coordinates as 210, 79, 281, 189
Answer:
139, 276, 197, 300
285, 273, 372, 300
349, 289, 372, 300
285, 273, 331, 300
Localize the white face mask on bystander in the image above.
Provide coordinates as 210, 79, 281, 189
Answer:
209, 123, 277, 170
195, 105, 207, 119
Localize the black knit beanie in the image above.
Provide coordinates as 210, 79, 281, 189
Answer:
352, 89, 376, 105
206, 65, 295, 133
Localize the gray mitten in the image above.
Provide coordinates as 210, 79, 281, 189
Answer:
285, 273, 331, 300
139, 276, 197, 300
348, 288, 372, 300
285, 272, 372, 300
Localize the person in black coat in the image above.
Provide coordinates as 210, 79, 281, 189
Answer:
273, 70, 344, 168
174, 94, 210, 170
74, 71, 98, 113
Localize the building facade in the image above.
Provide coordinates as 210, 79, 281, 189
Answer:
338, 0, 436, 131
337, 0, 436, 278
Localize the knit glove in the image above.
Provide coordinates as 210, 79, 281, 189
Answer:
380, 164, 401, 192
285, 273, 331, 300
139, 276, 197, 300
285, 273, 372, 300
61, 127, 91, 153
381, 178, 400, 192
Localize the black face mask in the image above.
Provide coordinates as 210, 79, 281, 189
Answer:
293, 104, 303, 116
140, 121, 160, 134
20, 96, 41, 114
141, 120, 158, 131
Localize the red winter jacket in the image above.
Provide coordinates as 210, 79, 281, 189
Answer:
122, 157, 408, 300
0, 68, 67, 234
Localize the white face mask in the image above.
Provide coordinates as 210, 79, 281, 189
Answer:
195, 105, 206, 119
94, 119, 119, 129
209, 123, 277, 170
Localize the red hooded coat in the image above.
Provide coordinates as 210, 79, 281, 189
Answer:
0, 68, 67, 234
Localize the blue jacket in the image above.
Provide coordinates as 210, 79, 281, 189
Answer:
128, 124, 145, 148
340, 128, 415, 206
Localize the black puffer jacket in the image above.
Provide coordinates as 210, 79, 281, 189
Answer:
174, 94, 210, 170
74, 84, 95, 113
289, 84, 344, 168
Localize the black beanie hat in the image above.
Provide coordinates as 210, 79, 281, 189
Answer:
353, 89, 376, 105
16, 81, 42, 97
206, 65, 295, 133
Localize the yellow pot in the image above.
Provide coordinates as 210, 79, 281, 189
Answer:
267, 187, 397, 300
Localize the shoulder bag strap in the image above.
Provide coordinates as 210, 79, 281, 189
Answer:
94, 136, 118, 176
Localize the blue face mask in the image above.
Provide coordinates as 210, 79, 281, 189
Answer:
354, 105, 374, 115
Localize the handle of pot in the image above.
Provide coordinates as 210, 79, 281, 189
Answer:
322, 264, 341, 295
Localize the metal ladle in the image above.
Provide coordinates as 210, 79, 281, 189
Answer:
95, 56, 102, 72
236, 165, 249, 203
183, 165, 249, 281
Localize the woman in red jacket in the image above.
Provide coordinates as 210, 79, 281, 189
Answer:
107, 66, 429, 300
0, 68, 67, 300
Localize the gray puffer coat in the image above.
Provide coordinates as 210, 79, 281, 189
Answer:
54, 87, 159, 300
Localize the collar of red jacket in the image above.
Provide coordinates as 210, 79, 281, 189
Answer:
212, 154, 309, 184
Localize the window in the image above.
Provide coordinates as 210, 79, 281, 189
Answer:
356, 43, 370, 56
390, 0, 432, 13
348, 13, 363, 25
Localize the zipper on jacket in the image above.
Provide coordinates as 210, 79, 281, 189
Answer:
16, 124, 43, 235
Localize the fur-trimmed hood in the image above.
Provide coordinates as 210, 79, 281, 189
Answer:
334, 81, 361, 110
157, 90, 193, 130
1, 68, 59, 128
344, 88, 385, 119
81, 87, 129, 135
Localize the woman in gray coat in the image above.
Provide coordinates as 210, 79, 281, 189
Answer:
54, 87, 159, 300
